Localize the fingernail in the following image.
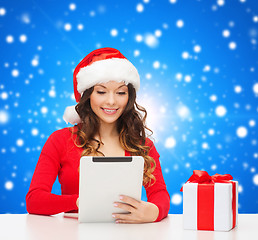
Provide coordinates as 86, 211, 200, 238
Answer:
113, 203, 118, 207
119, 196, 123, 200
116, 220, 120, 224
112, 214, 116, 218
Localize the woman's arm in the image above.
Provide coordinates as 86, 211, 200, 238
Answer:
145, 141, 170, 222
112, 140, 170, 223
26, 130, 78, 215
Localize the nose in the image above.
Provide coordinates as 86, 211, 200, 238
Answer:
107, 92, 116, 106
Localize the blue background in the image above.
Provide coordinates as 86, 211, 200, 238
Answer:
0, 0, 258, 214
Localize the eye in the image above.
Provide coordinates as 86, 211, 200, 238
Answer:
97, 91, 106, 94
117, 92, 127, 95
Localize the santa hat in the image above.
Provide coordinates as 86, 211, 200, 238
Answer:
63, 47, 140, 125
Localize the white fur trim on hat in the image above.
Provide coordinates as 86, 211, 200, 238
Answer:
63, 105, 82, 125
76, 58, 140, 94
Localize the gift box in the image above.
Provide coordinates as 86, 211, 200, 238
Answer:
181, 170, 238, 231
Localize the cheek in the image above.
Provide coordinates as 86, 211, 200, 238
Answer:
90, 94, 101, 109
121, 96, 129, 108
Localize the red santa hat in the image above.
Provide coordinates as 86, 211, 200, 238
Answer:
63, 47, 140, 125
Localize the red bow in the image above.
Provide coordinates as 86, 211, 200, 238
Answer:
180, 170, 233, 191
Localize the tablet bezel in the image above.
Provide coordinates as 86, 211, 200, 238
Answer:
78, 156, 144, 223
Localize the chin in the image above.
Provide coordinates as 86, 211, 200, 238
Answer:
99, 117, 119, 124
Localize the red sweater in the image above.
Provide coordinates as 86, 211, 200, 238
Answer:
26, 127, 170, 222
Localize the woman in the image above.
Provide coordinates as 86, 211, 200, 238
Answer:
26, 47, 170, 223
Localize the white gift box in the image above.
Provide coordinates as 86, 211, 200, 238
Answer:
183, 181, 238, 231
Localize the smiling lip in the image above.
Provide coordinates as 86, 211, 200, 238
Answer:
101, 108, 118, 115
102, 108, 118, 110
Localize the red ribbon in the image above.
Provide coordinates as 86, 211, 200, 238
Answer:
181, 170, 236, 230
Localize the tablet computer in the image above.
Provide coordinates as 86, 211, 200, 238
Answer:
78, 156, 144, 223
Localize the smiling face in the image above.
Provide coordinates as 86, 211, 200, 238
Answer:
90, 81, 129, 126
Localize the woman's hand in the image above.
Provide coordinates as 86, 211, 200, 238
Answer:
112, 195, 159, 224
76, 198, 79, 208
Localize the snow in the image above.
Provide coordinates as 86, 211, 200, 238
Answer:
171, 193, 182, 205
49, 89, 56, 98
217, 0, 225, 7
0, 8, 6, 16
184, 75, 191, 82
5, 181, 14, 191
182, 51, 189, 59
6, 35, 14, 43
253, 83, 258, 95
210, 94, 217, 102
229, 41, 237, 50
1, 92, 8, 100
208, 129, 215, 136
249, 120, 256, 127
177, 105, 190, 118
236, 126, 248, 138
165, 137, 176, 148
77, 24, 84, 30
110, 29, 118, 37
253, 175, 258, 186
136, 3, 144, 13
0, 111, 9, 124
222, 29, 230, 38
69, 3, 76, 11
211, 164, 217, 170
21, 13, 30, 24
31, 58, 39, 67
145, 73, 152, 79
175, 73, 183, 81
202, 142, 209, 149
215, 105, 227, 117
153, 61, 160, 69
234, 85, 242, 93
16, 139, 24, 147
176, 20, 184, 28
203, 65, 211, 72
64, 23, 72, 31
31, 128, 39, 136
41, 107, 48, 114
193, 45, 201, 53
134, 50, 140, 57
144, 33, 158, 48
155, 30, 162, 37
135, 34, 143, 42
19, 34, 27, 43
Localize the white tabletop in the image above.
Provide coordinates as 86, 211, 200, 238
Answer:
0, 213, 257, 240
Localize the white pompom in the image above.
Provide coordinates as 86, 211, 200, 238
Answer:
63, 105, 82, 125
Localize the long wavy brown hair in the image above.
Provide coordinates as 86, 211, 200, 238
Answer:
71, 83, 156, 187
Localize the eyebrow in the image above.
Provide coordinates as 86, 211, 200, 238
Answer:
96, 84, 127, 90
